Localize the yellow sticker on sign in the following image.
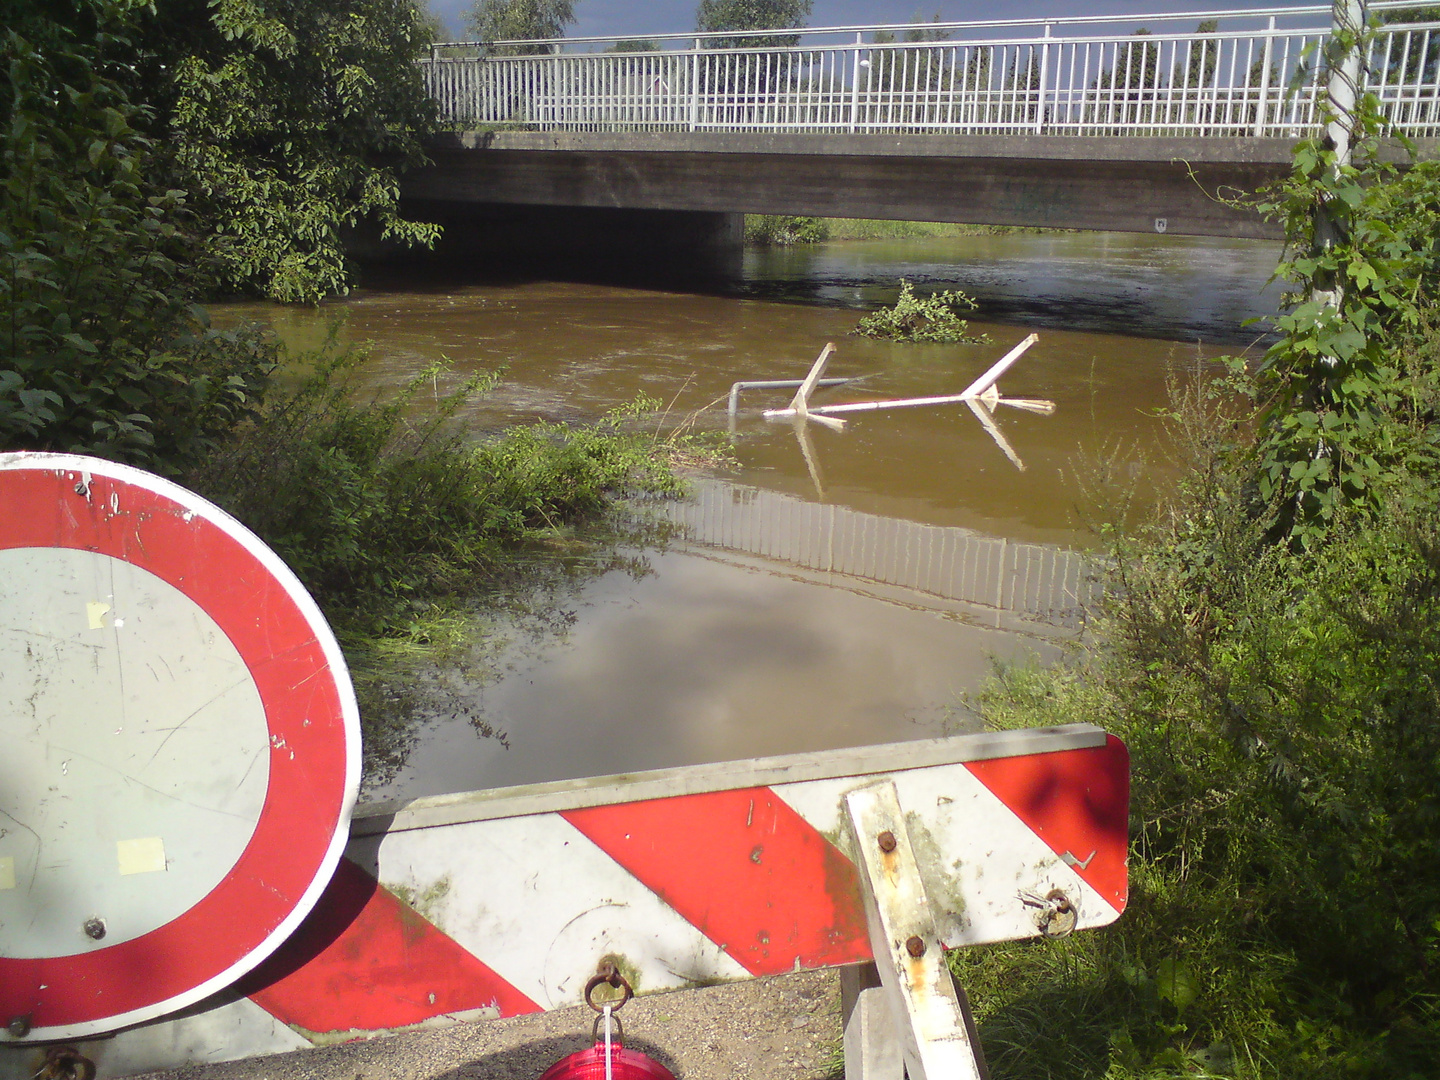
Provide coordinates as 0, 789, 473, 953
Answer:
117, 837, 166, 876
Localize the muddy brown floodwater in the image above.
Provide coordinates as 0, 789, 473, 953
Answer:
216, 230, 1281, 802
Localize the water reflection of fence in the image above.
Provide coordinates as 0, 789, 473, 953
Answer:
649, 482, 1105, 627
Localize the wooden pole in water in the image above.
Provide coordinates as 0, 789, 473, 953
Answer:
786, 341, 848, 430
957, 334, 1041, 399
763, 334, 1043, 421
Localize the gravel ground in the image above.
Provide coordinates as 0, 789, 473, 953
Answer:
137, 971, 844, 1080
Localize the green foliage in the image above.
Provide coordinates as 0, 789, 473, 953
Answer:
871, 13, 950, 47
963, 347, 1440, 1076
1, 4, 273, 466
189, 346, 693, 638
463, 0, 575, 53
605, 39, 661, 54
744, 215, 827, 245
695, 0, 812, 49
411, 0, 448, 44
948, 19, 1440, 1075
135, 0, 442, 302
1379, 8, 1440, 84
187, 347, 709, 777
751, 216, 1054, 241
1243, 18, 1440, 544
852, 279, 988, 343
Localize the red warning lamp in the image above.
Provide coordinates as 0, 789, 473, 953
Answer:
536, 1034, 676, 1080
537, 966, 676, 1080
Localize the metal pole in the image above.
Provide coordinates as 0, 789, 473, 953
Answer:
1313, 0, 1366, 317
1327, 0, 1365, 167
690, 37, 701, 131
1035, 22, 1052, 134
850, 32, 862, 133
1253, 15, 1276, 136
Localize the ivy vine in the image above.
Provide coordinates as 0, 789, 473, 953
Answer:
1244, 11, 1440, 544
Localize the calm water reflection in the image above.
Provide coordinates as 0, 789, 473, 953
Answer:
736, 232, 1284, 345
218, 230, 1279, 799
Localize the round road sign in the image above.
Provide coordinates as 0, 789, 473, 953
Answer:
0, 452, 360, 1041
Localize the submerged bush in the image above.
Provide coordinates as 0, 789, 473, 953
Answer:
852, 279, 988, 343
186, 345, 713, 781
189, 347, 692, 636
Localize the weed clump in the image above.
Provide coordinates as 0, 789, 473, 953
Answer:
186, 344, 715, 781
744, 215, 828, 245
852, 280, 989, 344
959, 345, 1440, 1078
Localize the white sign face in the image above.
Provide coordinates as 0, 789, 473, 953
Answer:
0, 453, 360, 1042
0, 548, 270, 959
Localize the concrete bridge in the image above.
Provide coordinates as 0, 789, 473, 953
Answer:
397, 3, 1439, 271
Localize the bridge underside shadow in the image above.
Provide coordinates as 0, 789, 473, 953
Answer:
400, 132, 1305, 263
363, 199, 745, 284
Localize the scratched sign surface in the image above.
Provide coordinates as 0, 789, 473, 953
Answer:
0, 453, 359, 1042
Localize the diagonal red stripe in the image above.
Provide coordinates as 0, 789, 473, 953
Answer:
242, 858, 539, 1035
964, 735, 1130, 911
563, 788, 871, 977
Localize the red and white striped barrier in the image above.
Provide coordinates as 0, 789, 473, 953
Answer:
0, 454, 1127, 1080
2, 726, 1127, 1078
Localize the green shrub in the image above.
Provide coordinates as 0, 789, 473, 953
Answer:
189, 348, 692, 635
962, 354, 1440, 1078
186, 346, 714, 775
852, 279, 989, 343
744, 214, 829, 245
1, 9, 273, 468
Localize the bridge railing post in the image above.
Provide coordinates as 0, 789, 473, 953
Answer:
1253, 15, 1277, 136
850, 32, 862, 133
690, 37, 701, 131
1035, 22, 1052, 134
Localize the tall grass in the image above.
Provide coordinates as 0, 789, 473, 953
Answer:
186, 343, 719, 781
743, 215, 1062, 245
955, 325, 1440, 1078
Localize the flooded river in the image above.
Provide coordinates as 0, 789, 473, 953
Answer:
219, 230, 1282, 801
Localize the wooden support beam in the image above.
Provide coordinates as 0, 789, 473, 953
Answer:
845, 782, 989, 1080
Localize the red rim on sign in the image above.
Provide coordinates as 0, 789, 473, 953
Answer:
0, 452, 360, 1041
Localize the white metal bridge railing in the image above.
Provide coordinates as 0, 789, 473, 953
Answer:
422, 2, 1440, 139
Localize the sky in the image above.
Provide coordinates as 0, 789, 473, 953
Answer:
427, 0, 1320, 42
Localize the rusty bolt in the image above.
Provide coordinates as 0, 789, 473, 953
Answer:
905, 935, 926, 958
877, 831, 897, 853
7, 1014, 30, 1038
83, 918, 106, 941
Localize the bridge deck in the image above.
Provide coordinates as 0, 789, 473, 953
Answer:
405, 6, 1440, 238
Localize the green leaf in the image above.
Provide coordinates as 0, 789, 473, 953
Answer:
1154, 959, 1200, 1012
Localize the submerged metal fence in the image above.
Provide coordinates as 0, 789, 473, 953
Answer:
423, 3, 1440, 137
641, 480, 1106, 628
